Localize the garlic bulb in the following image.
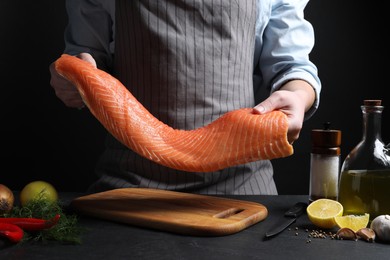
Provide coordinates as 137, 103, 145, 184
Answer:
370, 215, 390, 243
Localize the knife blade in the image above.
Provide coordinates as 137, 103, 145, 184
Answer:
264, 202, 308, 238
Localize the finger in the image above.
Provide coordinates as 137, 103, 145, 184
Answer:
76, 53, 97, 67
50, 74, 84, 108
253, 96, 278, 114
50, 59, 84, 108
54, 87, 84, 108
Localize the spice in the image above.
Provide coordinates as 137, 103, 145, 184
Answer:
308, 229, 337, 240
0, 223, 24, 243
309, 122, 341, 202
0, 214, 60, 232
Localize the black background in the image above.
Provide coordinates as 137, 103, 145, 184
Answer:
0, 1, 387, 194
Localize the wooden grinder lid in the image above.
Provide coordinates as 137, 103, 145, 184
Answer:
311, 122, 341, 155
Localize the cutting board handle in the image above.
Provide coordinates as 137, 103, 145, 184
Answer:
213, 208, 244, 218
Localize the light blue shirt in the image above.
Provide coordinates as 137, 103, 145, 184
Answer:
64, 0, 321, 119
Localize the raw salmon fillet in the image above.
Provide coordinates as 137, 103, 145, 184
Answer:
55, 54, 293, 172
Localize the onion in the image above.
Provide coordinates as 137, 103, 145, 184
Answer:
0, 184, 14, 214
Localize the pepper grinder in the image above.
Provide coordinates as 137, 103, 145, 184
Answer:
309, 122, 342, 202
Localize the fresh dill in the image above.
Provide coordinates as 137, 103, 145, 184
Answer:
4, 193, 83, 244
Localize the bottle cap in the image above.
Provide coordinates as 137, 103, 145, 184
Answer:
363, 100, 381, 106
311, 122, 341, 155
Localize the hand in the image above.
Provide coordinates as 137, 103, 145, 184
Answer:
253, 80, 315, 144
49, 53, 97, 109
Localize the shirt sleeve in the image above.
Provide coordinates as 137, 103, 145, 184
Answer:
64, 0, 115, 71
253, 0, 321, 120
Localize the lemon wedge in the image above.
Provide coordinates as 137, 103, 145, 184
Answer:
334, 213, 370, 232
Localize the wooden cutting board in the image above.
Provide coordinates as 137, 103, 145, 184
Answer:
70, 188, 268, 236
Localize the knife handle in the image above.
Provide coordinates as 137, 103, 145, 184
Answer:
284, 202, 307, 217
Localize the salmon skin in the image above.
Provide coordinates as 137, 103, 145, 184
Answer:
55, 54, 294, 172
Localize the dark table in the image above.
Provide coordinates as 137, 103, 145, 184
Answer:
1, 194, 389, 259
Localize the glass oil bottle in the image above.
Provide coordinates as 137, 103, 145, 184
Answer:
338, 100, 390, 220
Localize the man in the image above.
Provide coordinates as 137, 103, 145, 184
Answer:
50, 0, 320, 195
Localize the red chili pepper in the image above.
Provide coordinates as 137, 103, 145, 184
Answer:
0, 214, 60, 232
0, 223, 24, 243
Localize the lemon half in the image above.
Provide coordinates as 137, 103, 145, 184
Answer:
307, 199, 343, 229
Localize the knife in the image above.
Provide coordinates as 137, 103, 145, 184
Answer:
264, 202, 308, 238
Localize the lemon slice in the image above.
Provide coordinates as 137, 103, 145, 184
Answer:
307, 199, 343, 229
334, 213, 370, 232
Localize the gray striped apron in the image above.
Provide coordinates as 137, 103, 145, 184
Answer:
90, 0, 277, 195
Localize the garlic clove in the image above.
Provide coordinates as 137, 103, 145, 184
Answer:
336, 227, 358, 241
357, 228, 375, 242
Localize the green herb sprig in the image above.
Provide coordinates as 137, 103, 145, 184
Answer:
4, 192, 83, 244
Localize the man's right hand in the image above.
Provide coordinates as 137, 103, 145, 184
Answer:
49, 52, 97, 109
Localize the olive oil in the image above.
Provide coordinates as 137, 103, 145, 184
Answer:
338, 170, 390, 219
338, 100, 390, 221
